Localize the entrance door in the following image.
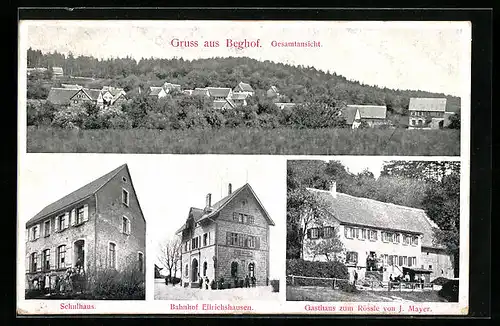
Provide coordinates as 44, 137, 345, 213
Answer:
191, 258, 199, 282
74, 240, 85, 272
248, 262, 255, 278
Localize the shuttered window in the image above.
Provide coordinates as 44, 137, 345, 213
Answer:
57, 245, 66, 269
43, 249, 50, 271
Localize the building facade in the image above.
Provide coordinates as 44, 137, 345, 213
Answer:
343, 105, 388, 128
176, 183, 274, 288
408, 98, 447, 129
302, 184, 454, 283
25, 164, 146, 291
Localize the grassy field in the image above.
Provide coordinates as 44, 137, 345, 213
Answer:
286, 286, 447, 302
26, 126, 460, 155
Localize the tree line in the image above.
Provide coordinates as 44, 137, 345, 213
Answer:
27, 48, 461, 113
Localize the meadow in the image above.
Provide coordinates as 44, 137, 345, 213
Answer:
26, 126, 460, 155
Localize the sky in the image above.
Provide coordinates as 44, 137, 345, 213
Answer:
21, 20, 471, 96
17, 154, 395, 279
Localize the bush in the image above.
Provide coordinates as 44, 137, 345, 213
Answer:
270, 279, 280, 292
90, 268, 145, 300
438, 279, 459, 302
431, 277, 450, 286
286, 259, 348, 286
171, 277, 181, 285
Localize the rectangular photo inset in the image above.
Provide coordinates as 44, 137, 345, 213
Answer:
23, 163, 146, 301
286, 159, 462, 307
20, 20, 470, 155
152, 156, 284, 302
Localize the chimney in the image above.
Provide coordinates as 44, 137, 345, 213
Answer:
228, 183, 232, 195
206, 193, 212, 208
330, 181, 337, 198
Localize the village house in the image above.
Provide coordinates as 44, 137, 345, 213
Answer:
302, 183, 454, 284
47, 87, 94, 107
233, 82, 254, 96
176, 183, 274, 288
101, 86, 127, 106
25, 164, 146, 292
148, 86, 168, 99
52, 66, 64, 79
163, 82, 182, 93
213, 99, 236, 110
341, 105, 388, 128
27, 67, 48, 76
408, 98, 447, 129
266, 86, 280, 98
207, 87, 233, 101
228, 92, 249, 107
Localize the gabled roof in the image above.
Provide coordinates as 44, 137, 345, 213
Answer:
177, 184, 274, 234
268, 86, 279, 93
47, 88, 81, 105
207, 87, 232, 98
102, 86, 126, 97
347, 105, 387, 119
26, 164, 128, 227
341, 106, 358, 124
235, 82, 254, 92
149, 86, 165, 96
175, 207, 205, 234
163, 82, 181, 89
192, 88, 210, 97
409, 98, 447, 112
306, 188, 432, 235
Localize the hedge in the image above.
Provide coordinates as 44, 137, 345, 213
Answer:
286, 259, 348, 286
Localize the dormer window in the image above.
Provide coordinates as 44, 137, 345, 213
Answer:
122, 177, 127, 183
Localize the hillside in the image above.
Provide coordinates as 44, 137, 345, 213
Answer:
27, 48, 461, 113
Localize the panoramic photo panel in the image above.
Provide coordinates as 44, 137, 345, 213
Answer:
20, 20, 469, 155
285, 158, 463, 308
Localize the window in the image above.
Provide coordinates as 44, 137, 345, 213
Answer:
122, 216, 131, 235
57, 245, 66, 269
247, 236, 256, 248
58, 214, 67, 231
393, 233, 400, 243
429, 265, 433, 270
185, 264, 188, 277
246, 215, 254, 224
323, 226, 334, 238
43, 249, 50, 271
31, 225, 39, 240
231, 261, 238, 277
203, 262, 207, 276
402, 234, 411, 245
344, 227, 356, 239
76, 206, 85, 224
30, 252, 38, 273
232, 212, 254, 225
122, 189, 129, 206
361, 229, 367, 240
203, 233, 208, 246
184, 242, 188, 252
346, 251, 358, 265
44, 220, 50, 237
399, 256, 404, 266
369, 230, 378, 241
108, 243, 116, 269
191, 236, 200, 249
309, 228, 319, 239
227, 232, 258, 249
412, 236, 419, 246
122, 177, 127, 183
411, 257, 417, 266
138, 252, 144, 272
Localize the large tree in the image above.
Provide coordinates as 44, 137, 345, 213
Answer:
157, 238, 182, 280
421, 171, 461, 277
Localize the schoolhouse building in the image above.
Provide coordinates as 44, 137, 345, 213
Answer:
302, 183, 454, 283
25, 164, 146, 291
176, 183, 274, 288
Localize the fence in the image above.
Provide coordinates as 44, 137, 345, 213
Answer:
287, 275, 349, 289
387, 281, 434, 292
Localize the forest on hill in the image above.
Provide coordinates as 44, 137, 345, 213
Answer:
27, 48, 461, 113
